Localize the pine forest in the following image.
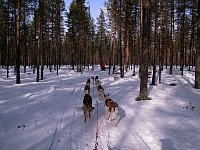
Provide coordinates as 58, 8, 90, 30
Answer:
0, 0, 200, 100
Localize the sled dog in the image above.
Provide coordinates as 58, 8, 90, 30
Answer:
83, 94, 93, 123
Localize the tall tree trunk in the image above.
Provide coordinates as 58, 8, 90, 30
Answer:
55, 0, 60, 75
6, 1, 10, 78
124, 0, 131, 72
50, 7, 54, 72
15, 0, 21, 84
132, 5, 137, 76
108, 26, 113, 75
189, 4, 195, 72
195, 0, 200, 89
151, 0, 158, 85
33, 2, 36, 74
136, 0, 151, 101
112, 39, 116, 74
158, 0, 164, 83
119, 0, 123, 78
139, 0, 143, 77
40, 0, 44, 80
169, 0, 174, 74
79, 0, 83, 73
180, 0, 186, 75
36, 3, 40, 82
36, 19, 40, 82
23, 0, 27, 73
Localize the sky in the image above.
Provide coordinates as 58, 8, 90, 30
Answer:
65, 0, 106, 22
0, 65, 200, 150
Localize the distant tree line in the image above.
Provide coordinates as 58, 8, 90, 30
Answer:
0, 0, 199, 98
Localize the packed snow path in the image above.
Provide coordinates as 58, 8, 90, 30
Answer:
0, 66, 200, 150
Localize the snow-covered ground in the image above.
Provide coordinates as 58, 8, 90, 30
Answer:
0, 66, 200, 150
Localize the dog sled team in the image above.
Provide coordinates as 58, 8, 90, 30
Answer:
83, 76, 120, 126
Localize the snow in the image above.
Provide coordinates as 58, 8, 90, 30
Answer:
0, 66, 200, 150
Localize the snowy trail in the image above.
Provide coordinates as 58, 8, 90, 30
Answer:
48, 102, 67, 150
46, 75, 104, 150
47, 76, 85, 150
52, 79, 113, 150
57, 83, 105, 150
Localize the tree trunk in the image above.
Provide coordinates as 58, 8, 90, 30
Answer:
195, 0, 200, 89
6, 1, 10, 78
23, 0, 27, 73
136, 0, 151, 101
132, 5, 137, 76
36, 4, 40, 82
158, 0, 164, 83
124, 0, 132, 72
36, 19, 40, 82
40, 0, 44, 80
180, 0, 186, 75
108, 27, 113, 75
56, 0, 61, 75
169, 0, 174, 75
119, 0, 124, 78
189, 10, 194, 72
112, 40, 116, 74
15, 0, 21, 84
151, 0, 158, 85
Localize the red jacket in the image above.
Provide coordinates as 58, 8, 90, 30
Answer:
100, 62, 105, 70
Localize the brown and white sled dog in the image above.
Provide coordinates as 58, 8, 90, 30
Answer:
104, 94, 120, 126
83, 94, 93, 123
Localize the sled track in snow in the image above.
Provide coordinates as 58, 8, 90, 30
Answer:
48, 85, 83, 150
49, 107, 67, 150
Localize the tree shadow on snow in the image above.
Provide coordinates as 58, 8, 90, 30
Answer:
108, 146, 122, 150
160, 139, 178, 150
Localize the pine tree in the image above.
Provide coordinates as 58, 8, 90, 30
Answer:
169, 0, 175, 75
15, 0, 21, 84
65, 0, 94, 72
151, 0, 158, 85
195, 0, 200, 89
96, 9, 107, 70
124, 0, 134, 72
136, 0, 151, 100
